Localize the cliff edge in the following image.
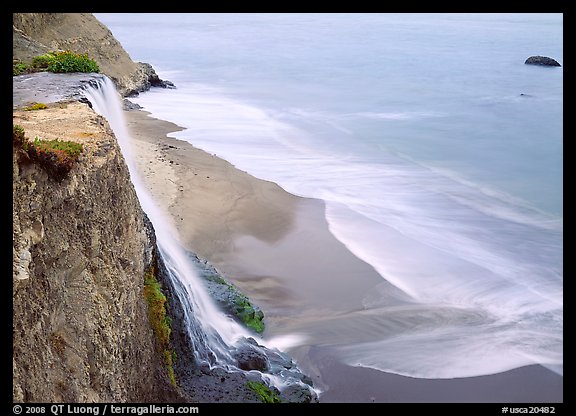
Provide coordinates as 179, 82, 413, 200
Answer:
13, 101, 180, 402
13, 13, 170, 97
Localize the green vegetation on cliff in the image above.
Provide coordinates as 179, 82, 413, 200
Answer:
43, 51, 100, 73
13, 124, 83, 181
202, 271, 265, 334
24, 102, 48, 111
13, 50, 99, 76
233, 291, 265, 333
144, 265, 177, 386
13, 61, 29, 75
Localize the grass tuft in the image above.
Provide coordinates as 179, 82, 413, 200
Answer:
13, 125, 83, 181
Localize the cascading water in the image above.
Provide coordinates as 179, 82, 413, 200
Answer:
82, 77, 319, 402
82, 76, 262, 371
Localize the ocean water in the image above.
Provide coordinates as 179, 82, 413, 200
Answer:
96, 13, 563, 384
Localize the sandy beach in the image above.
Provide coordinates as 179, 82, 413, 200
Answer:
123, 108, 563, 403
124, 108, 387, 315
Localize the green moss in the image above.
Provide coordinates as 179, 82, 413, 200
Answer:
203, 270, 265, 333
144, 268, 171, 346
246, 381, 282, 403
164, 349, 177, 387
234, 295, 265, 333
143, 266, 176, 386
204, 273, 228, 285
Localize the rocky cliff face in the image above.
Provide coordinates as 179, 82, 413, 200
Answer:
12, 101, 179, 402
13, 13, 169, 97
13, 14, 318, 403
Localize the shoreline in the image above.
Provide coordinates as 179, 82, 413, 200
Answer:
123, 107, 563, 403
123, 107, 301, 261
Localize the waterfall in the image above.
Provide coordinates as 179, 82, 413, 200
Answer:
82, 76, 254, 369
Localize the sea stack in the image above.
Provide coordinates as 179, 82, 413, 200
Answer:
525, 56, 561, 67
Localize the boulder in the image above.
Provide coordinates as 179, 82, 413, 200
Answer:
524, 56, 561, 67
233, 341, 270, 371
281, 384, 318, 403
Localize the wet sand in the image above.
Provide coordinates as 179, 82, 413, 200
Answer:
123, 108, 563, 403
311, 354, 563, 403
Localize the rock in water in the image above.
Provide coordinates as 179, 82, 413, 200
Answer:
525, 56, 561, 67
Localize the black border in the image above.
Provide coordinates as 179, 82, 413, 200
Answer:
10, 5, 569, 413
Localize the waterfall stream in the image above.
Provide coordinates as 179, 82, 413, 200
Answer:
83, 76, 255, 368
81, 77, 319, 402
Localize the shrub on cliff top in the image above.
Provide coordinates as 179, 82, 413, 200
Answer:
13, 61, 29, 76
32, 51, 100, 73
31, 52, 57, 69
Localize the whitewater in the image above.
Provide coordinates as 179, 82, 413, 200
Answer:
95, 13, 563, 381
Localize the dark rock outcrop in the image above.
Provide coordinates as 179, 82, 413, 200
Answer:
123, 62, 176, 97
123, 99, 144, 111
189, 252, 266, 334
233, 340, 270, 371
525, 56, 561, 67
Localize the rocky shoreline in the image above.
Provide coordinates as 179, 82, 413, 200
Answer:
158, 249, 318, 403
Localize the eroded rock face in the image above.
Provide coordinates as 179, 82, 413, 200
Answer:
12, 13, 171, 97
12, 102, 178, 402
525, 56, 561, 67
124, 62, 176, 97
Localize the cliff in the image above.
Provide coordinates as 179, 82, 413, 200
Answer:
13, 13, 318, 403
13, 13, 170, 97
12, 101, 179, 402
